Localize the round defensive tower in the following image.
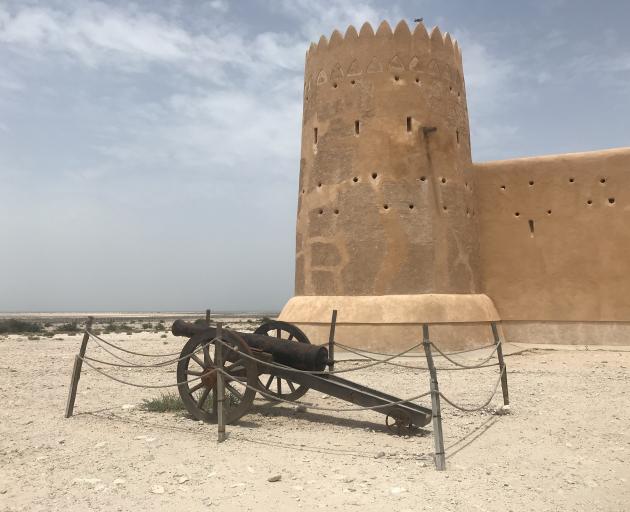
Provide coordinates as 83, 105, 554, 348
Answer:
279, 21, 500, 349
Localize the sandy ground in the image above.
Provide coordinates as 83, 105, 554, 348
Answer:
1, 319, 629, 511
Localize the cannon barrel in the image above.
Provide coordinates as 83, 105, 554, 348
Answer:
172, 319, 328, 371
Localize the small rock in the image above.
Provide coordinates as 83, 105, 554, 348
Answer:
57, 438, 65, 445
390, 487, 406, 495
151, 485, 165, 494
268, 475, 282, 482
374, 452, 386, 459
73, 478, 102, 487
113, 478, 126, 486
0, 489, 7, 494
178, 476, 189, 484
294, 405, 308, 413
321, 394, 329, 399
122, 404, 135, 410
95, 442, 106, 449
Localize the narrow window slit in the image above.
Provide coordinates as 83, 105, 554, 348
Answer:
313, 127, 318, 144
406, 117, 412, 132
456, 130, 460, 143
528, 219, 535, 237
355, 120, 360, 135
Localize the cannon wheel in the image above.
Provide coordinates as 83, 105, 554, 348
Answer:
254, 320, 311, 402
176, 329, 257, 424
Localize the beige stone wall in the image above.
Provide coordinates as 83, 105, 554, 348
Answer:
475, 147, 630, 322
296, 21, 479, 296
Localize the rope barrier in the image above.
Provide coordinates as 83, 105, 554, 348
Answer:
88, 335, 157, 366
78, 354, 432, 413
87, 331, 182, 357
429, 341, 500, 369
335, 341, 497, 358
335, 343, 499, 371
79, 356, 205, 389
85, 336, 217, 368
75, 328, 507, 417
437, 367, 506, 412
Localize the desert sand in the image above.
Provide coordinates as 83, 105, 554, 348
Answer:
1, 316, 629, 511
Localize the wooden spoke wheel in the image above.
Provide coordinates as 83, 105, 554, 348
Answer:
253, 320, 311, 402
176, 329, 257, 424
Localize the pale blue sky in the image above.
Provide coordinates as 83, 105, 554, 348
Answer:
1, 0, 628, 311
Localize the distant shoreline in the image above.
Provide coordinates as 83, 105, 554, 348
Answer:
0, 311, 280, 319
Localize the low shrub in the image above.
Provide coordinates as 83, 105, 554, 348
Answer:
0, 319, 42, 334
54, 322, 79, 334
142, 393, 186, 413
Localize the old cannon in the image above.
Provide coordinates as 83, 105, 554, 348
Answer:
172, 319, 432, 432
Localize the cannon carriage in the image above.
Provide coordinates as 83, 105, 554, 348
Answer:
172, 319, 432, 432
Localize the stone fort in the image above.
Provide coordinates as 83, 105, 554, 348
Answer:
278, 20, 630, 348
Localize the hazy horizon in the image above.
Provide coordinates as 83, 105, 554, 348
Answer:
1, 0, 629, 311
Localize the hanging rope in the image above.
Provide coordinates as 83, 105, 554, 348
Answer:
429, 341, 500, 369
335, 342, 499, 371
87, 331, 182, 357
78, 356, 205, 389
84, 337, 216, 368
437, 367, 506, 412
335, 341, 496, 358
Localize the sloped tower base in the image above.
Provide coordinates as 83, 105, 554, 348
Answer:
279, 294, 500, 351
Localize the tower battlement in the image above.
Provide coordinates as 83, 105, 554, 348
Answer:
305, 21, 463, 76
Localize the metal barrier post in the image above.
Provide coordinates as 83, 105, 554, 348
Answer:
205, 309, 211, 327
328, 309, 337, 371
216, 322, 226, 442
422, 323, 446, 471
490, 322, 510, 406
65, 316, 94, 418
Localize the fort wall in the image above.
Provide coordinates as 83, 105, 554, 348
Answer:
475, 148, 630, 344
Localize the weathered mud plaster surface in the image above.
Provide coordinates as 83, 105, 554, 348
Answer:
281, 20, 630, 347
475, 148, 630, 322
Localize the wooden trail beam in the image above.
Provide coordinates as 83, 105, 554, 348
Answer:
64, 316, 94, 418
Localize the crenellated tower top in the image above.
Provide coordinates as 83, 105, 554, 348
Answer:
304, 21, 464, 87
307, 21, 462, 66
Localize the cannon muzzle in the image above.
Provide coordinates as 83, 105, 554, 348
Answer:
172, 319, 209, 338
